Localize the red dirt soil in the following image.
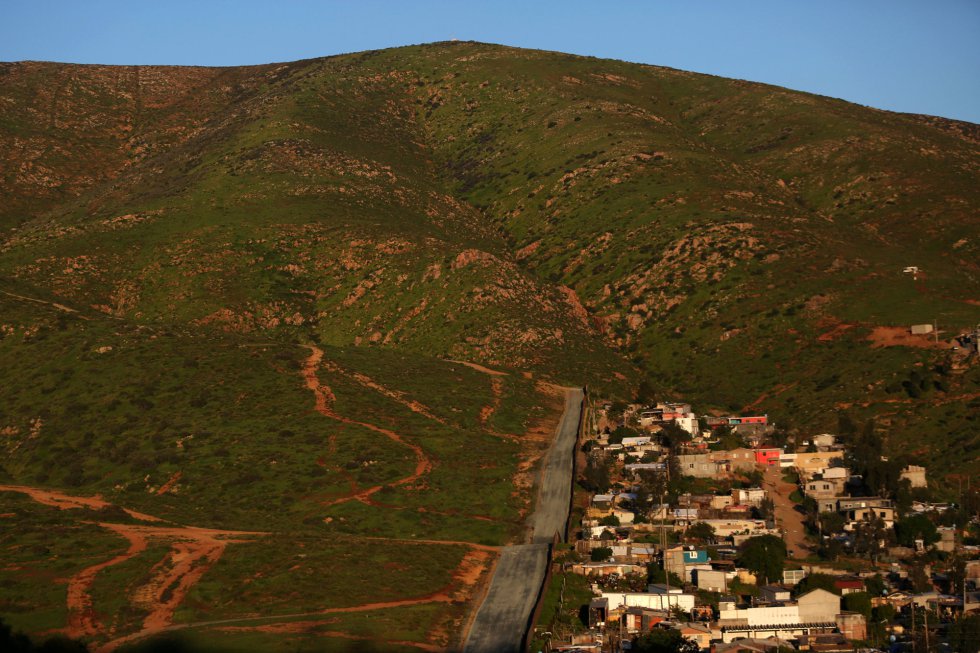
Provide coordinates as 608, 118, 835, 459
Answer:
763, 465, 811, 559
155, 471, 182, 496
867, 326, 950, 349
301, 346, 433, 507
0, 485, 266, 652
0, 484, 162, 522
447, 360, 508, 376
817, 322, 856, 341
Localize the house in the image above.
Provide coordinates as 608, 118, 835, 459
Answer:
797, 632, 853, 652
673, 622, 712, 650
673, 508, 700, 525
698, 518, 768, 538
804, 473, 847, 500
694, 568, 736, 592
728, 415, 768, 426
589, 597, 609, 628
714, 638, 795, 653
624, 462, 667, 478
622, 607, 669, 633
621, 435, 652, 448
715, 447, 759, 472
783, 568, 807, 585
601, 590, 696, 613
732, 487, 767, 507
677, 453, 726, 478
810, 433, 838, 449
759, 585, 792, 603
935, 526, 957, 552
835, 612, 867, 640
833, 577, 865, 595
753, 447, 782, 466
676, 414, 701, 436
571, 561, 646, 577
797, 588, 842, 623
794, 451, 845, 479
612, 507, 636, 525
664, 547, 709, 580
639, 409, 664, 427
837, 497, 895, 529
900, 464, 928, 488
711, 494, 735, 510
815, 497, 841, 514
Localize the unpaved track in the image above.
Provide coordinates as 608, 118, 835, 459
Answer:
0, 485, 266, 649
0, 484, 162, 522
66, 524, 149, 638
764, 465, 811, 558
463, 387, 583, 653
301, 345, 433, 506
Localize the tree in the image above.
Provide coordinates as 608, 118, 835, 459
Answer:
818, 511, 845, 535
631, 627, 699, 653
865, 573, 886, 597
0, 617, 89, 652
895, 513, 939, 548
947, 613, 980, 653
852, 515, 891, 563
845, 418, 903, 498
949, 556, 967, 597
909, 561, 932, 593
599, 514, 621, 527
737, 535, 786, 585
795, 573, 840, 596
842, 592, 872, 620
581, 454, 611, 493
647, 563, 684, 588
708, 425, 743, 451
591, 546, 613, 562
686, 522, 716, 544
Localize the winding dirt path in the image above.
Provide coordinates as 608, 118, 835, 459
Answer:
447, 360, 507, 376
0, 486, 266, 649
0, 289, 89, 319
301, 345, 432, 507
0, 484, 162, 522
102, 545, 494, 653
447, 359, 516, 438
322, 360, 446, 424
66, 523, 149, 638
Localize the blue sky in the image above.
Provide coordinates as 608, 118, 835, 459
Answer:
2, 1, 979, 123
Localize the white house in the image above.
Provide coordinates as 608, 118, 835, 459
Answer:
601, 591, 696, 614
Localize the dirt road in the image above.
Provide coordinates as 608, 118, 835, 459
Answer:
301, 345, 433, 506
463, 387, 583, 653
763, 465, 811, 559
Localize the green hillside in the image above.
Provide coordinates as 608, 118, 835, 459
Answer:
0, 41, 978, 650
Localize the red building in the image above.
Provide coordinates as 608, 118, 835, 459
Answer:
754, 447, 782, 466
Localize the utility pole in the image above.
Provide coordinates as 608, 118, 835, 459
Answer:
924, 605, 930, 653
911, 601, 916, 653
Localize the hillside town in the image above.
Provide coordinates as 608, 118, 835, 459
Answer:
532, 399, 980, 653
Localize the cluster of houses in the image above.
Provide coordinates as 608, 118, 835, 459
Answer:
544, 401, 979, 653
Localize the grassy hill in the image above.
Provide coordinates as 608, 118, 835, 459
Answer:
0, 41, 978, 650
